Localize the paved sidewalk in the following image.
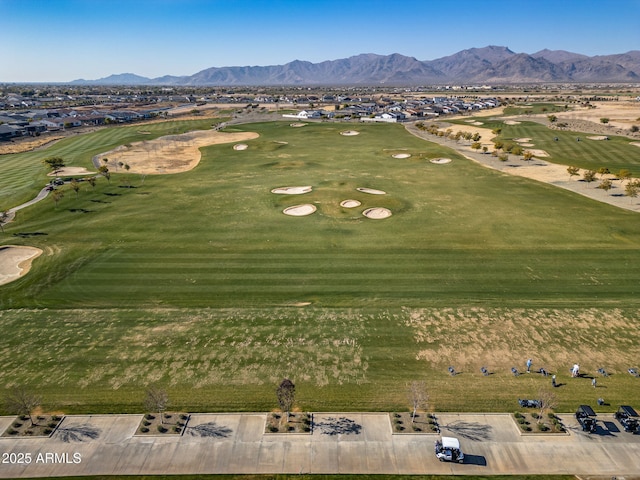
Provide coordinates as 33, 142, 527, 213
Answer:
1, 412, 639, 477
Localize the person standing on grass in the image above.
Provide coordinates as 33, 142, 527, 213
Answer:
526, 358, 533, 373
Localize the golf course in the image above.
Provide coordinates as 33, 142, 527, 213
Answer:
1, 115, 640, 415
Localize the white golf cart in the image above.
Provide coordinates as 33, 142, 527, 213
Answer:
435, 436, 464, 463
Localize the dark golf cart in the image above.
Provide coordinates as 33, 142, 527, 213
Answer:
575, 404, 597, 433
614, 405, 639, 433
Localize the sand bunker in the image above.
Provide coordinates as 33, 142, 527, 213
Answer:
357, 187, 386, 195
392, 153, 411, 159
430, 158, 452, 164
363, 207, 392, 219
340, 199, 362, 208
47, 166, 95, 177
138, 131, 151, 134
233, 143, 248, 150
290, 123, 307, 127
95, 130, 259, 175
0, 246, 43, 286
504, 120, 521, 125
514, 138, 532, 143
340, 130, 360, 136
271, 186, 312, 195
631, 142, 640, 148
283, 204, 316, 216
471, 121, 484, 126
587, 136, 609, 140
520, 143, 535, 147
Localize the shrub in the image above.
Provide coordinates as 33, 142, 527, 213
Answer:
303, 426, 311, 432
43, 428, 53, 435
48, 421, 58, 428
20, 415, 29, 421
180, 414, 189, 420
164, 414, 172, 419
517, 417, 526, 424
157, 425, 167, 433
395, 425, 404, 432
140, 427, 149, 433
532, 412, 540, 419
514, 412, 523, 419
547, 412, 556, 419
393, 413, 401, 418
12, 422, 22, 428
25, 430, 33, 435
537, 423, 549, 432
37, 415, 46, 421
272, 413, 281, 419
522, 426, 532, 432
173, 426, 181, 433
51, 415, 61, 421
412, 425, 422, 432
143, 420, 151, 426
145, 414, 155, 420
6, 428, 17, 435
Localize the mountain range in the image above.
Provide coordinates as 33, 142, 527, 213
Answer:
73, 46, 640, 86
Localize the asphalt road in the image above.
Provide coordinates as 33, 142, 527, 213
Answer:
1, 412, 639, 477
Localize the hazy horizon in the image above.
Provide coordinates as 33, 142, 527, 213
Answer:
2, 0, 639, 83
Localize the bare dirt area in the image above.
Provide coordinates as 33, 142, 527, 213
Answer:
95, 130, 259, 174
0, 246, 43, 286
552, 100, 640, 130
403, 307, 640, 375
0, 135, 66, 155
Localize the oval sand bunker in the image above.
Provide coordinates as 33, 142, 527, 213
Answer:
283, 204, 317, 216
363, 207, 392, 219
271, 186, 312, 195
233, 144, 248, 150
0, 246, 43, 286
290, 123, 307, 127
392, 153, 411, 159
340, 199, 361, 208
430, 158, 452, 164
357, 187, 386, 195
340, 130, 360, 136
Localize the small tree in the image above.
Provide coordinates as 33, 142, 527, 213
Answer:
631, 125, 639, 133
567, 166, 580, 180
471, 141, 482, 151
70, 179, 81, 199
600, 117, 609, 124
624, 180, 639, 203
43, 156, 65, 175
547, 114, 557, 123
471, 132, 481, 142
616, 169, 633, 184
407, 380, 429, 423
52, 190, 64, 208
0, 210, 8, 233
276, 378, 295, 422
5, 388, 41, 427
597, 167, 610, 179
144, 386, 169, 424
98, 165, 111, 184
583, 170, 597, 183
86, 176, 97, 188
537, 389, 558, 419
523, 150, 534, 162
598, 178, 613, 193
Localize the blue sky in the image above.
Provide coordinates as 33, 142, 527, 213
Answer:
1, 0, 639, 82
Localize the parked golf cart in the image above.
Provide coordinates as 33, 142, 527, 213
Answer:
575, 404, 597, 433
614, 405, 639, 433
435, 436, 464, 463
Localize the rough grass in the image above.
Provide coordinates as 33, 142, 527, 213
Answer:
1, 120, 640, 415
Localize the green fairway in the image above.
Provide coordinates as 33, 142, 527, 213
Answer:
1, 119, 640, 414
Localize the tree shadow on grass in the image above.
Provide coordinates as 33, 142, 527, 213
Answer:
54, 424, 101, 443
314, 417, 362, 436
186, 421, 233, 438
442, 420, 493, 441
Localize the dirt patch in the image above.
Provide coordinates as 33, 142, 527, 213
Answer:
283, 204, 316, 216
0, 246, 43, 286
136, 412, 189, 435
390, 412, 439, 434
2, 415, 63, 437
95, 130, 259, 175
265, 412, 312, 433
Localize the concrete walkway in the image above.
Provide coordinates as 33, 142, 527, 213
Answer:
1, 412, 639, 477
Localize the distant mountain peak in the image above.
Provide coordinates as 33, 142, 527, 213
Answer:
70, 46, 640, 86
